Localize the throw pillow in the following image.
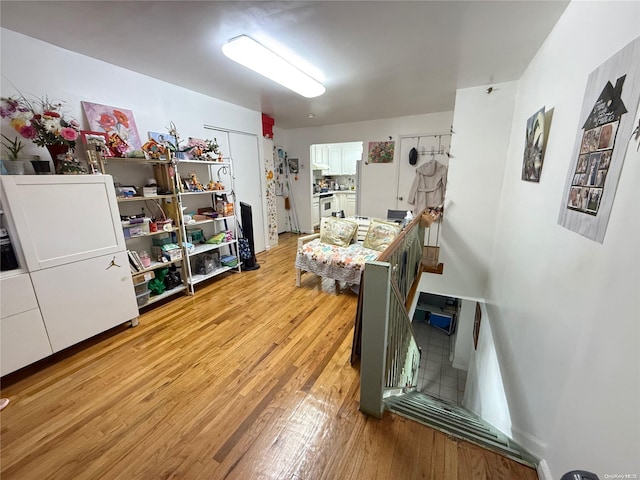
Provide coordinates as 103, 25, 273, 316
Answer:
320, 217, 358, 247
363, 219, 400, 251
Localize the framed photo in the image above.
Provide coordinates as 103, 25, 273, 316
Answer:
521, 107, 546, 182
288, 157, 299, 174
80, 130, 113, 157
368, 141, 395, 163
148, 131, 176, 148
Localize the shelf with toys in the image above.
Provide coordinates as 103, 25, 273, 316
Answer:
174, 137, 241, 293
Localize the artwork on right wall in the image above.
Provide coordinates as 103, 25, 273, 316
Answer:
558, 36, 640, 243
522, 106, 547, 182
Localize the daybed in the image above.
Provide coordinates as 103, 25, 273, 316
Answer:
295, 216, 400, 287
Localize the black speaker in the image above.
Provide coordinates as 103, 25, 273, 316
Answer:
240, 201, 260, 270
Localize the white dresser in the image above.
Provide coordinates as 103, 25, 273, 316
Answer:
1, 175, 139, 375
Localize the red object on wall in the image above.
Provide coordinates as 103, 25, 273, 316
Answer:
262, 114, 274, 139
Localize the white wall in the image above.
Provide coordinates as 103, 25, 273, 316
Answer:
280, 112, 453, 233
466, 3, 640, 478
417, 81, 517, 300
1, 28, 268, 244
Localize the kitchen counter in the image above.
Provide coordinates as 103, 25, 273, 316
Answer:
313, 190, 356, 198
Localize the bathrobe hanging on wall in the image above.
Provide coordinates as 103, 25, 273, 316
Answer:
407, 159, 448, 213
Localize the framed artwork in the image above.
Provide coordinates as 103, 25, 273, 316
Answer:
81, 101, 143, 153
521, 107, 546, 182
368, 141, 395, 163
288, 157, 299, 174
148, 131, 176, 148
473, 302, 482, 350
558, 36, 640, 243
80, 130, 113, 157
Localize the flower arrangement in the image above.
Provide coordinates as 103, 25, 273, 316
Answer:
166, 122, 221, 160
0, 94, 80, 149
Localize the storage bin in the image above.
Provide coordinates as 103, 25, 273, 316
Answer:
136, 290, 150, 307
134, 280, 150, 295
429, 313, 453, 333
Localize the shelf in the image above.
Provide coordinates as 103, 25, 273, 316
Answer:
185, 216, 234, 227
179, 190, 229, 196
177, 159, 231, 166
188, 266, 233, 286
125, 228, 178, 240
105, 157, 172, 166
188, 240, 236, 256
139, 284, 187, 309
131, 257, 182, 275
117, 194, 175, 203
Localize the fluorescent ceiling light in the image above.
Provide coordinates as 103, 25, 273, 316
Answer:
222, 35, 326, 98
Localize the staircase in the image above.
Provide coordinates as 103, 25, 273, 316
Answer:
385, 391, 537, 467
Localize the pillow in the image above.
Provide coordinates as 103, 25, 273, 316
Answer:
363, 219, 400, 251
320, 217, 358, 247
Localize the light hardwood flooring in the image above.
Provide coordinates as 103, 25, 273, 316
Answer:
0, 233, 537, 480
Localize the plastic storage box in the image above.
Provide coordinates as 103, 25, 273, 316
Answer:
136, 290, 150, 307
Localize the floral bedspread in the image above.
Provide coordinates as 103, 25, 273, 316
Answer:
295, 238, 380, 285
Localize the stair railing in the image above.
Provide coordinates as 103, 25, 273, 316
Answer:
358, 212, 425, 418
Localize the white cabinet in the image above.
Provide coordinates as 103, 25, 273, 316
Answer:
0, 175, 139, 375
312, 145, 329, 171
2, 175, 124, 271
312, 197, 320, 229
341, 147, 360, 175
0, 273, 52, 376
327, 146, 343, 175
346, 194, 357, 217
31, 250, 138, 352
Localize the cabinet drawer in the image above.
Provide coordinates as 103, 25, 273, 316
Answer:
0, 273, 38, 319
1, 308, 53, 376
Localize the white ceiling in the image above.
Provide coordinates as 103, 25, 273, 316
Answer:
1, 1, 568, 129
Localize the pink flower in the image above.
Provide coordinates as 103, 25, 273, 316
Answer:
19, 125, 37, 139
60, 127, 78, 141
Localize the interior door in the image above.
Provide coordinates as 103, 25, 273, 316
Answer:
228, 132, 266, 254
395, 134, 450, 213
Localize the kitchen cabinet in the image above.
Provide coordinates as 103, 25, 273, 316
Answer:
346, 194, 357, 217
341, 147, 360, 175
312, 196, 320, 229
327, 146, 342, 175
0, 175, 139, 375
333, 192, 357, 217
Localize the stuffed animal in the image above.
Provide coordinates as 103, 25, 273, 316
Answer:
189, 173, 204, 191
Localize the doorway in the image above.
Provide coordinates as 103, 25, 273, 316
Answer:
206, 127, 266, 254
310, 141, 363, 223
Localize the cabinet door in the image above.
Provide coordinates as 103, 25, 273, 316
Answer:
1, 176, 124, 271
327, 147, 342, 175
346, 195, 357, 217
31, 250, 138, 352
312, 199, 320, 228
1, 308, 53, 376
341, 147, 360, 175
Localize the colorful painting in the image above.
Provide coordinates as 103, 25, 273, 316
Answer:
81, 102, 142, 153
521, 107, 546, 182
368, 141, 395, 163
558, 36, 640, 243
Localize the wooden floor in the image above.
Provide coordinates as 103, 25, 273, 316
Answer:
0, 233, 537, 480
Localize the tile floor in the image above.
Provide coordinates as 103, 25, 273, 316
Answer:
413, 320, 467, 405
